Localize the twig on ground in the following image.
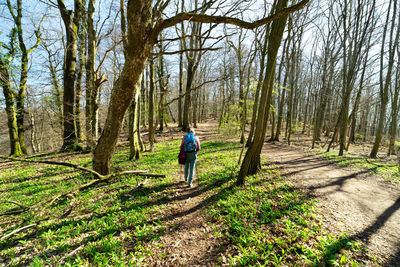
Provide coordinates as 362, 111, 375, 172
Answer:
0, 200, 29, 210
56, 245, 85, 266
0, 223, 37, 241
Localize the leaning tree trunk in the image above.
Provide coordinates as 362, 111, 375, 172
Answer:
246, 35, 268, 147
92, 0, 154, 175
238, 0, 289, 183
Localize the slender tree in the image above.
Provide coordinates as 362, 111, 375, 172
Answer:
370, 0, 399, 158
6, 0, 41, 154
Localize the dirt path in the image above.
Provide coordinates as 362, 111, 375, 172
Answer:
263, 143, 400, 266
143, 124, 400, 265
144, 125, 226, 266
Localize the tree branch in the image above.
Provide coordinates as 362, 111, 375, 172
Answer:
152, 46, 221, 56
152, 0, 310, 38
0, 200, 29, 210
0, 223, 37, 241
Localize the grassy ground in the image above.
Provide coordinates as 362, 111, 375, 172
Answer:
317, 149, 400, 183
0, 131, 371, 266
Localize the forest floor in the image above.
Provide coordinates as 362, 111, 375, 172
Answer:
143, 123, 400, 266
1, 122, 400, 266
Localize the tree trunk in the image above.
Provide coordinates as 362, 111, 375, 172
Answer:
178, 43, 183, 127
75, 24, 86, 143
85, 0, 98, 150
129, 76, 142, 160
92, 0, 153, 174
238, 0, 289, 182
246, 29, 268, 147
388, 63, 400, 155
182, 60, 195, 131
0, 59, 23, 156
57, 0, 83, 151
371, 0, 399, 158
148, 59, 156, 152
6, 0, 40, 155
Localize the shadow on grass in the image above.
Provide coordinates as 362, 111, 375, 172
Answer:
0, 164, 237, 266
321, 236, 355, 265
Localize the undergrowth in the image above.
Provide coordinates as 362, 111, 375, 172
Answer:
0, 134, 369, 266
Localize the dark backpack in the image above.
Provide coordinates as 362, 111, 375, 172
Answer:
184, 133, 197, 152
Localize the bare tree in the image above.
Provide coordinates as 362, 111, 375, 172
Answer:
370, 0, 399, 158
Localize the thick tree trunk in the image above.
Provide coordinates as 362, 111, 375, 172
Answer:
92, 0, 153, 174
238, 0, 289, 182
57, 0, 83, 151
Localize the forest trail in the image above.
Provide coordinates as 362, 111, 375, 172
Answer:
142, 124, 400, 265
263, 143, 400, 265
144, 125, 227, 265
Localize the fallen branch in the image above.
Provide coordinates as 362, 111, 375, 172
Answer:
0, 156, 102, 179
0, 200, 29, 210
0, 223, 37, 241
56, 245, 85, 266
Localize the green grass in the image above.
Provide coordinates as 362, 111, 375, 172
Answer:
205, 168, 367, 266
319, 150, 400, 182
0, 137, 369, 266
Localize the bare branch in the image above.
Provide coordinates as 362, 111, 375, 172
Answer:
1, 223, 37, 241
152, 46, 222, 56
0, 200, 29, 210
152, 0, 310, 38
96, 39, 123, 74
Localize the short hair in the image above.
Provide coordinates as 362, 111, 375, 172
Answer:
187, 127, 195, 135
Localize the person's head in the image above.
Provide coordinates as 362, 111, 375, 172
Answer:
187, 127, 195, 135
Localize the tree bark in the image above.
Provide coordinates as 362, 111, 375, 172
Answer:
0, 58, 23, 156
75, 23, 86, 143
57, 0, 83, 151
148, 59, 156, 152
129, 75, 142, 160
85, 0, 98, 150
238, 0, 290, 182
6, 0, 41, 154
